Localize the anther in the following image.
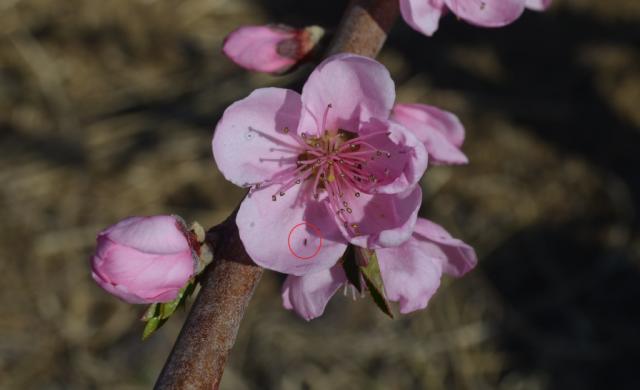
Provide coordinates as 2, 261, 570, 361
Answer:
355, 192, 361, 197
283, 127, 289, 134
279, 191, 285, 196
346, 207, 353, 214
272, 195, 277, 201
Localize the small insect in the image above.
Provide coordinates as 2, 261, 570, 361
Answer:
303, 238, 308, 246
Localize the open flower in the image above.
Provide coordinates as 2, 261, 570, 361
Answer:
223, 25, 324, 74
400, 0, 552, 36
91, 215, 197, 304
281, 218, 477, 320
212, 54, 429, 275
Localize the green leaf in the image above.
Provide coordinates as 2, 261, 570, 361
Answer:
358, 248, 394, 318
340, 245, 362, 292
141, 303, 159, 321
140, 279, 197, 340
142, 316, 167, 340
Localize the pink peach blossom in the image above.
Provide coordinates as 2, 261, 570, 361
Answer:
392, 103, 468, 165
91, 215, 197, 304
212, 54, 429, 275
222, 25, 323, 74
400, 0, 552, 36
281, 218, 477, 320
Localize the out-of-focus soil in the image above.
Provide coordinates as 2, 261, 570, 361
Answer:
1, 0, 639, 389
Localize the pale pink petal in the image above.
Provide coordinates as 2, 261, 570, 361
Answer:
222, 25, 297, 74
445, 0, 526, 27
212, 88, 303, 188
392, 103, 468, 165
281, 266, 347, 320
92, 271, 147, 304
525, 0, 551, 11
413, 218, 477, 277
100, 215, 190, 254
236, 182, 348, 275
92, 238, 194, 303
299, 54, 395, 134
335, 185, 422, 248
362, 119, 429, 194
399, 0, 446, 36
377, 239, 443, 314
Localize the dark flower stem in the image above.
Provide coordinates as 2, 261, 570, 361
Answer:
154, 1, 399, 388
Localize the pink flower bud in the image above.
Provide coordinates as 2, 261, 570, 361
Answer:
91, 215, 197, 304
222, 25, 324, 74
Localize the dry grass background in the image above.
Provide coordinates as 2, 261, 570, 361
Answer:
1, 0, 639, 389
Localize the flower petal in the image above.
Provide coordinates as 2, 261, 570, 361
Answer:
334, 185, 423, 249
222, 25, 298, 74
92, 238, 194, 303
361, 119, 429, 194
100, 215, 190, 254
399, 0, 446, 36
299, 54, 395, 133
236, 183, 347, 275
413, 218, 477, 277
377, 238, 443, 314
525, 0, 552, 11
445, 0, 526, 27
392, 103, 468, 165
212, 88, 304, 188
281, 266, 347, 320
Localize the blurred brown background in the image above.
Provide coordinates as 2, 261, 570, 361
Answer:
1, 0, 639, 389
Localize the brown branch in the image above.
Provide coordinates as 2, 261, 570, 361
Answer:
329, 0, 399, 56
154, 0, 399, 388
154, 211, 262, 389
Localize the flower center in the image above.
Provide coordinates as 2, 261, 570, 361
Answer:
253, 104, 393, 235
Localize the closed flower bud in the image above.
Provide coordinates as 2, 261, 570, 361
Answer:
91, 215, 197, 304
222, 24, 324, 74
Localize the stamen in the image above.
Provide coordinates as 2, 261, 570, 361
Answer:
304, 105, 322, 137
321, 104, 332, 133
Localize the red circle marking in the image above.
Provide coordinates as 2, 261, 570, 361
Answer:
287, 222, 323, 260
